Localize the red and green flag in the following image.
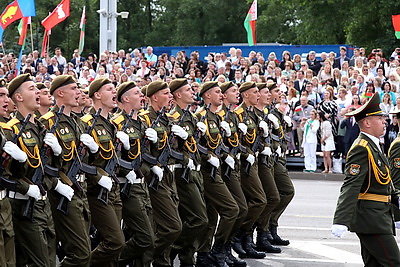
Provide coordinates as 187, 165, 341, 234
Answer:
392, 14, 400, 39
78, 6, 85, 55
244, 0, 257, 46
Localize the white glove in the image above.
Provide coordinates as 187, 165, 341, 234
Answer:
246, 154, 255, 166
3, 141, 27, 162
283, 115, 292, 127
275, 146, 282, 156
207, 155, 220, 168
80, 133, 99, 153
171, 125, 188, 140
260, 146, 272, 156
116, 131, 130, 150
268, 114, 280, 129
188, 158, 196, 170
98, 176, 112, 191
196, 122, 207, 135
44, 133, 62, 156
126, 170, 137, 184
225, 155, 235, 169
238, 122, 248, 135
26, 185, 41, 200
331, 224, 348, 238
55, 180, 74, 201
145, 128, 158, 143
151, 166, 163, 181
259, 120, 270, 137
220, 121, 232, 137
395, 221, 400, 229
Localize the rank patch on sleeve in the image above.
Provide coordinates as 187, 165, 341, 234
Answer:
349, 164, 360, 175
394, 158, 400, 169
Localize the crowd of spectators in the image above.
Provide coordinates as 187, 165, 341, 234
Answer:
2, 45, 400, 172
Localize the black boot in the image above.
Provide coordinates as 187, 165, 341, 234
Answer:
265, 230, 274, 243
256, 231, 281, 253
207, 242, 228, 267
239, 235, 266, 259
269, 225, 290, 246
225, 242, 247, 267
231, 230, 246, 256
196, 252, 214, 267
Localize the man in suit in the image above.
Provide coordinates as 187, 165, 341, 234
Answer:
70, 49, 86, 70
306, 51, 321, 76
293, 70, 307, 93
332, 92, 400, 266
333, 46, 350, 70
340, 107, 360, 156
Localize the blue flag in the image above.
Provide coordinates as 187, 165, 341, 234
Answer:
17, 0, 35, 17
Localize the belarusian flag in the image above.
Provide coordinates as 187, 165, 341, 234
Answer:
392, 14, 400, 39
78, 6, 85, 55
295, 106, 302, 113
244, 0, 257, 46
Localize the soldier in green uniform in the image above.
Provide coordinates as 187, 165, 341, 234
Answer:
332, 92, 400, 266
112, 81, 155, 267
35, 82, 53, 118
218, 81, 248, 266
267, 81, 294, 246
0, 78, 26, 266
72, 86, 91, 117
252, 82, 281, 253
195, 81, 239, 267
168, 78, 209, 267
82, 77, 125, 266
5, 74, 61, 266
40, 75, 92, 266
140, 80, 184, 267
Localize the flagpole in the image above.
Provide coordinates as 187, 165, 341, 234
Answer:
30, 22, 34, 52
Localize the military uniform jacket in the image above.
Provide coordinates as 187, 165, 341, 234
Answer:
111, 109, 152, 178
269, 105, 287, 154
4, 111, 53, 194
387, 133, 400, 221
40, 105, 88, 187
333, 133, 394, 234
81, 107, 117, 186
235, 102, 259, 159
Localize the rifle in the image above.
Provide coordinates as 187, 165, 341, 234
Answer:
0, 114, 32, 193
180, 104, 210, 183
268, 99, 282, 163
209, 105, 230, 181
23, 107, 64, 220
223, 106, 250, 180
148, 105, 188, 191
56, 108, 101, 215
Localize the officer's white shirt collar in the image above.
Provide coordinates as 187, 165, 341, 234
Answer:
361, 131, 382, 153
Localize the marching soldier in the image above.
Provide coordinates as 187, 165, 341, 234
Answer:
35, 82, 53, 118
112, 81, 155, 267
72, 86, 91, 117
5, 74, 61, 266
40, 75, 92, 266
140, 80, 185, 267
267, 81, 294, 246
332, 92, 400, 266
253, 83, 281, 253
195, 81, 239, 267
168, 78, 209, 267
82, 77, 125, 266
218, 81, 248, 266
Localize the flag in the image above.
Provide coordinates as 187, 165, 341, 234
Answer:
78, 6, 85, 55
17, 0, 36, 17
294, 106, 302, 113
365, 92, 373, 98
17, 16, 29, 45
244, 0, 257, 46
392, 15, 400, 39
41, 0, 70, 30
0, 0, 35, 42
41, 29, 50, 57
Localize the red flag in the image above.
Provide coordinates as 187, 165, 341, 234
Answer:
18, 16, 29, 45
392, 15, 400, 39
41, 0, 70, 30
0, 1, 23, 29
41, 29, 49, 57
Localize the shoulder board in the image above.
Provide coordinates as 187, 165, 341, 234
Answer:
199, 110, 206, 117
358, 139, 368, 147
217, 109, 226, 118
166, 111, 180, 120
263, 108, 269, 115
81, 114, 94, 123
389, 137, 400, 157
7, 118, 20, 128
138, 110, 149, 116
41, 111, 55, 121
139, 113, 151, 126
234, 107, 244, 115
111, 114, 125, 126
0, 122, 11, 131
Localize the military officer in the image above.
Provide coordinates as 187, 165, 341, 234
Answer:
112, 81, 155, 267
168, 78, 209, 267
5, 74, 63, 266
40, 75, 92, 266
82, 77, 125, 266
195, 81, 239, 267
332, 92, 400, 266
139, 80, 184, 267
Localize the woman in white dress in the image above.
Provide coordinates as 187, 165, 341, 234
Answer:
301, 109, 320, 172
319, 111, 336, 173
